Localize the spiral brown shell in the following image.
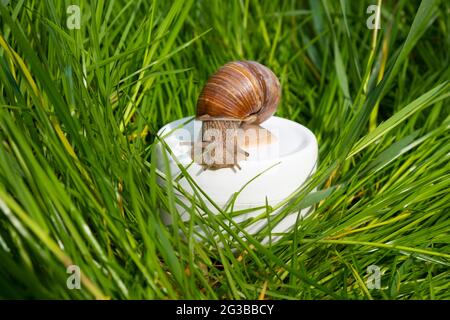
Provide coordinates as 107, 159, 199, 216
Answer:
196, 61, 281, 124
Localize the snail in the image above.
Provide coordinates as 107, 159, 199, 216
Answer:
195, 60, 281, 170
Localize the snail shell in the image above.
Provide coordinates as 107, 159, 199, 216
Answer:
195, 61, 281, 170
196, 61, 281, 123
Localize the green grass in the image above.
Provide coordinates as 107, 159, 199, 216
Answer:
0, 0, 449, 299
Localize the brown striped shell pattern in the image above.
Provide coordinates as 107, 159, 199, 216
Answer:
194, 61, 281, 170
197, 60, 280, 124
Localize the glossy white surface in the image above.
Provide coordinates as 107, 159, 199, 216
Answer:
155, 116, 318, 240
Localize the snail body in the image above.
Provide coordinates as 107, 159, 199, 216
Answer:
196, 61, 281, 170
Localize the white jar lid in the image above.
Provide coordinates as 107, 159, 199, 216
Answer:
155, 116, 318, 208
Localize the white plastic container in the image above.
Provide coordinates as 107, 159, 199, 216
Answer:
155, 116, 318, 243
